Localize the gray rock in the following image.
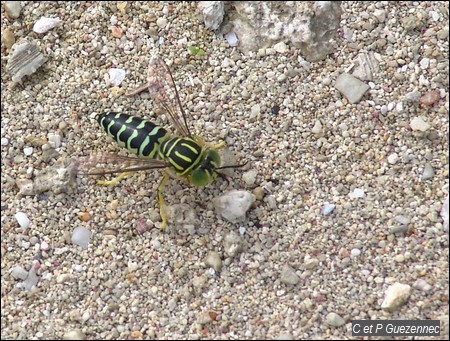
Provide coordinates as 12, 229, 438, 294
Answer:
381, 283, 411, 312
204, 1, 341, 61
5, 1, 22, 19
280, 265, 299, 285
352, 51, 380, 81
6, 40, 48, 83
213, 190, 255, 223
335, 73, 369, 104
198, 1, 225, 30
204, 251, 223, 272
34, 158, 77, 195
223, 231, 245, 257
325, 312, 345, 327
63, 330, 86, 340
421, 163, 434, 180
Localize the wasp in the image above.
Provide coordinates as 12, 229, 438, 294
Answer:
77, 55, 246, 231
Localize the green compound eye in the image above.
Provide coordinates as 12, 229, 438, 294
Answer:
206, 150, 221, 167
190, 168, 213, 187
189, 150, 221, 186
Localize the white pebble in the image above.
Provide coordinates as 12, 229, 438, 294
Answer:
107, 68, 126, 86
15, 212, 30, 228
322, 203, 335, 215
413, 279, 432, 292
273, 41, 288, 54
410, 117, 430, 131
224, 31, 239, 47
1, 137, 8, 146
441, 194, 449, 232
47, 133, 62, 148
394, 215, 410, 225
156, 17, 167, 29
40, 241, 49, 251
110, 15, 118, 25
63, 329, 86, 340
421, 163, 434, 180
33, 17, 61, 34
212, 190, 256, 223
23, 147, 34, 156
419, 58, 430, 69
430, 11, 440, 21
11, 265, 29, 280
351, 248, 361, 257
71, 227, 92, 249
387, 153, 399, 164
5, 1, 22, 18
381, 282, 411, 312
349, 188, 365, 199
242, 170, 257, 186
311, 120, 323, 134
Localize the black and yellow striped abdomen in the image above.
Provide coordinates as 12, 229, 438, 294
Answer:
97, 113, 169, 159
159, 137, 202, 175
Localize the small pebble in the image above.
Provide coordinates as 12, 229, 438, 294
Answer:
224, 31, 239, 47
405, 90, 421, 102
63, 330, 86, 340
325, 312, 345, 327
15, 212, 30, 228
1, 138, 8, 146
311, 120, 323, 134
441, 195, 449, 232
156, 17, 167, 29
381, 283, 411, 312
349, 188, 365, 199
410, 117, 430, 132
322, 203, 335, 216
421, 163, 434, 180
242, 170, 257, 186
389, 225, 408, 234
350, 248, 361, 257
420, 90, 440, 106
11, 265, 29, 280
204, 251, 222, 272
5, 1, 22, 18
273, 41, 288, 53
71, 227, 92, 249
280, 265, 299, 285
252, 187, 265, 200
387, 153, 399, 164
335, 73, 369, 104
107, 68, 126, 86
24, 147, 34, 156
394, 215, 410, 225
276, 333, 294, 340
212, 190, 255, 223
413, 279, 432, 292
223, 232, 244, 257
33, 17, 61, 34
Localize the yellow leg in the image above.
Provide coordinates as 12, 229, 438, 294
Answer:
97, 171, 134, 186
157, 172, 170, 232
193, 135, 226, 150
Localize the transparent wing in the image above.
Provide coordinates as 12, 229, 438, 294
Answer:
75, 153, 168, 176
126, 55, 191, 137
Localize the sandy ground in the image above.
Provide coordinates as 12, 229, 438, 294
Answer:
1, 1, 449, 340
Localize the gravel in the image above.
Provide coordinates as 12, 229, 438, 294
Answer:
1, 1, 448, 340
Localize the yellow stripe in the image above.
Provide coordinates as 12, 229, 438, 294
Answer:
181, 142, 199, 155
174, 150, 192, 163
